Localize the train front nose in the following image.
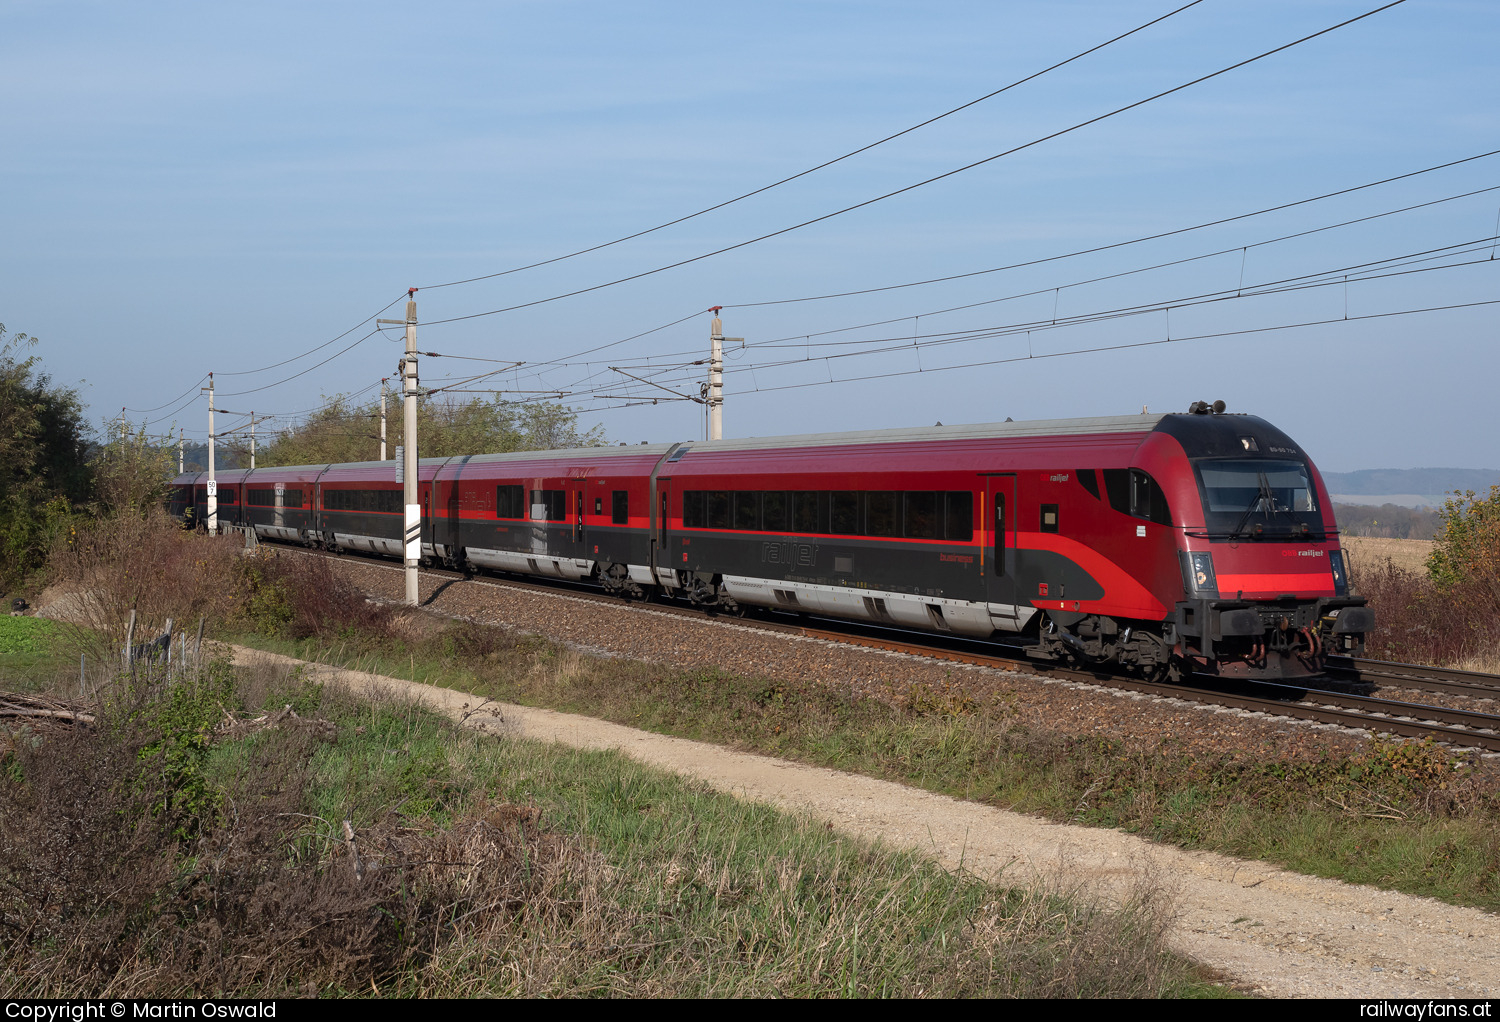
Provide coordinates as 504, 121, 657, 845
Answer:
1175, 457, 1372, 679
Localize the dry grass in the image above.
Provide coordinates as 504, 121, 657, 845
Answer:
1453, 653, 1500, 675
1343, 536, 1435, 577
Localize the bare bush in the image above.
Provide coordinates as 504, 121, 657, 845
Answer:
241, 550, 393, 640
43, 510, 245, 663
1354, 556, 1500, 668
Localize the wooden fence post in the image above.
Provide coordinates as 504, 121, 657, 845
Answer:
123, 609, 136, 671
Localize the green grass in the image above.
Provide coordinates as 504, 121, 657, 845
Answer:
228, 620, 1500, 914
0, 615, 71, 691
0, 615, 60, 657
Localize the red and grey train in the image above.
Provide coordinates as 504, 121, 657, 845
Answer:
170, 405, 1373, 681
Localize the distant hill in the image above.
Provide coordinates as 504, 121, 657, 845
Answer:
1321, 468, 1500, 497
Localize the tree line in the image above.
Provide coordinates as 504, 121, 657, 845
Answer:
1331, 502, 1440, 540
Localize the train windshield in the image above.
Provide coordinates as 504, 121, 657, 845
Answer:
1197, 459, 1316, 514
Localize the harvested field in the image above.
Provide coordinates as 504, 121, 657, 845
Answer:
1343, 536, 1435, 577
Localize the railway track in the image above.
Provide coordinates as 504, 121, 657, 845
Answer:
285, 539, 1500, 753
1326, 655, 1500, 700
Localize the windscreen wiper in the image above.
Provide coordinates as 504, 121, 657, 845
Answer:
1225, 472, 1274, 540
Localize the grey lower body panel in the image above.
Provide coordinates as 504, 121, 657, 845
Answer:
466, 547, 595, 580
720, 573, 1035, 637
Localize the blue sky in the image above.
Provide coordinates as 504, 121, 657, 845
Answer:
4, 0, 1498, 471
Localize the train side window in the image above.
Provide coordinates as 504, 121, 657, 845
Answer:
612, 490, 629, 525
496, 485, 524, 518
944, 492, 973, 541
529, 489, 566, 521
683, 491, 706, 528
250, 488, 302, 507
865, 491, 898, 537
1040, 503, 1059, 534
830, 491, 859, 535
325, 489, 401, 514
1129, 469, 1173, 526
762, 491, 789, 532
1076, 469, 1101, 500
903, 492, 937, 539
706, 491, 730, 529
792, 491, 822, 533
1101, 469, 1131, 515
864, 492, 894, 537
733, 491, 761, 531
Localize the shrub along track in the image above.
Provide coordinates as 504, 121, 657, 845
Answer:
295, 543, 1500, 755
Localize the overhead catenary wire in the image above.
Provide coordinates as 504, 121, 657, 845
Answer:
414, 1, 1208, 292
743, 184, 1500, 349
147, 13, 1451, 423
706, 243, 1500, 376
143, 295, 407, 425
726, 148, 1500, 312
164, 163, 1491, 428
728, 244, 1500, 374
417, 1, 1408, 330
217, 330, 381, 398
538, 237, 1499, 404
425, 179, 1500, 399
237, 147, 1500, 415
733, 297, 1500, 399
218, 294, 406, 377
124, 374, 209, 414
557, 296, 1500, 414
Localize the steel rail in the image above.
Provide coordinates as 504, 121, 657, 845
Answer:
1325, 655, 1500, 699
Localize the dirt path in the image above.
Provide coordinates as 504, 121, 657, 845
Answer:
232, 644, 1500, 999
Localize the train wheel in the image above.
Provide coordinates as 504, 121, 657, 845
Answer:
1145, 656, 1185, 685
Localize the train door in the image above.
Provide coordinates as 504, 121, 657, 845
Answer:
311, 465, 334, 545
442, 473, 459, 560
653, 478, 673, 586
439, 457, 470, 562
421, 481, 432, 556
983, 474, 1018, 616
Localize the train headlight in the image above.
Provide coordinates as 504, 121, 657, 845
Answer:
1183, 551, 1217, 595
1329, 550, 1348, 596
